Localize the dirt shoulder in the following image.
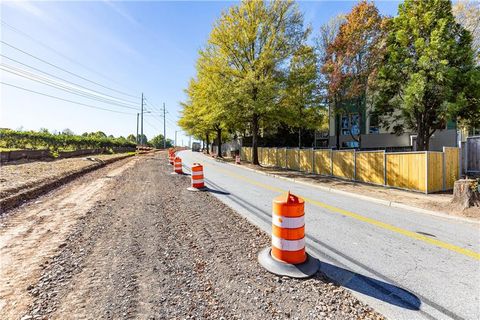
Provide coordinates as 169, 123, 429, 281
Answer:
1, 152, 383, 319
0, 153, 134, 214
212, 155, 479, 220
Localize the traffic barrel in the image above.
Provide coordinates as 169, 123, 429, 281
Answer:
172, 156, 183, 174
235, 155, 241, 164
258, 192, 319, 278
169, 151, 175, 165
187, 163, 206, 191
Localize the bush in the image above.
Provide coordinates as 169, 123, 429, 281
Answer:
0, 129, 136, 151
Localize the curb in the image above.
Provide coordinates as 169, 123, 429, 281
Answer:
0, 154, 134, 215
208, 155, 479, 225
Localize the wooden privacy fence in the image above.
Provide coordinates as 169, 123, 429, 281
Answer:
240, 146, 460, 194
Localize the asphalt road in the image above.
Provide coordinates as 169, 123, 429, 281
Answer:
178, 150, 480, 320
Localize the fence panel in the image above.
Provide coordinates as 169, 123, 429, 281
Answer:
286, 148, 299, 170
332, 150, 354, 180
386, 152, 427, 192
299, 149, 313, 172
269, 148, 278, 167
428, 152, 444, 193
355, 151, 385, 185
241, 147, 252, 162
277, 148, 287, 168
314, 149, 332, 175
466, 136, 480, 173
444, 147, 459, 190
264, 148, 276, 167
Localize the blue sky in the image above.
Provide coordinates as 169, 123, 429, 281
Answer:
0, 1, 399, 145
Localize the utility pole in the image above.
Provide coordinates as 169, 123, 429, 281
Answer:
163, 102, 166, 149
136, 113, 139, 144
175, 130, 178, 147
140, 93, 144, 145
189, 135, 191, 148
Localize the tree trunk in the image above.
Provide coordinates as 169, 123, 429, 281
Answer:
452, 179, 480, 210
416, 115, 427, 151
252, 113, 259, 165
205, 132, 210, 154
216, 128, 222, 158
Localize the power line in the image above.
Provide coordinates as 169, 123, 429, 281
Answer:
1, 81, 135, 115
1, 54, 138, 106
144, 118, 162, 133
0, 19, 139, 98
1, 63, 138, 109
1, 40, 139, 99
1, 64, 139, 111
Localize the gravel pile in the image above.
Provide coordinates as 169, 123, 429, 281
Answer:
20, 153, 384, 319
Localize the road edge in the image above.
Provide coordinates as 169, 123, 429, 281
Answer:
205, 154, 479, 225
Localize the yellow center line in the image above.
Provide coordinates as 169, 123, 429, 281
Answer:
199, 158, 480, 261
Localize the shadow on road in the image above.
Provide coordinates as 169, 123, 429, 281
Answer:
205, 187, 231, 195
317, 261, 421, 310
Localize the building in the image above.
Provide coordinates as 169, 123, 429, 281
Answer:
325, 102, 459, 151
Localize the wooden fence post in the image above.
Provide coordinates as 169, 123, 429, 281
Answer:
383, 151, 387, 186
353, 149, 357, 181
311, 148, 315, 174
442, 147, 446, 191
425, 151, 429, 194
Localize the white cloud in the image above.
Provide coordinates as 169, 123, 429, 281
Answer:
2, 1, 52, 23
103, 0, 139, 27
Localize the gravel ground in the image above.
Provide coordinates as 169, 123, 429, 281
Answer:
0, 153, 132, 199
8, 153, 383, 319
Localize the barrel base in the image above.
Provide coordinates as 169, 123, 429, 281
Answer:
171, 172, 183, 175
187, 186, 206, 192
258, 247, 319, 279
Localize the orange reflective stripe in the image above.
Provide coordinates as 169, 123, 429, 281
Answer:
272, 225, 304, 240
271, 247, 306, 264
192, 174, 204, 180
273, 203, 304, 217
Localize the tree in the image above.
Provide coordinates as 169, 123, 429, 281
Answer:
282, 45, 324, 148
137, 134, 148, 145
149, 134, 173, 149
318, 15, 346, 149
126, 134, 136, 143
373, 0, 480, 150
62, 128, 75, 136
322, 1, 386, 148
453, 0, 480, 65
207, 0, 308, 164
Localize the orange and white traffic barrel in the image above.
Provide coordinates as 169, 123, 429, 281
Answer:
172, 156, 183, 174
187, 163, 206, 191
235, 155, 241, 164
169, 151, 175, 165
258, 192, 319, 278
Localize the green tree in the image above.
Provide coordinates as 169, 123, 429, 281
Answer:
126, 134, 137, 143
282, 45, 324, 148
453, 0, 479, 65
149, 134, 173, 149
207, 0, 308, 164
373, 0, 480, 150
